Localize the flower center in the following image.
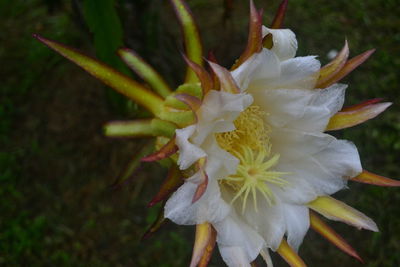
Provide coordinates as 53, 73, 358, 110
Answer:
216, 105, 288, 212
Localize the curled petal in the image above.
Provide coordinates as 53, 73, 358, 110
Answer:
231, 0, 263, 70
351, 170, 400, 187
315, 40, 349, 89
262, 33, 273, 49
33, 34, 164, 115
270, 0, 289, 29
208, 62, 240, 94
277, 239, 307, 267
148, 165, 183, 207
190, 222, 217, 267
318, 49, 375, 88
118, 48, 172, 98
326, 102, 392, 131
141, 136, 178, 162
170, 0, 203, 83
183, 54, 213, 96
308, 196, 378, 232
310, 211, 363, 262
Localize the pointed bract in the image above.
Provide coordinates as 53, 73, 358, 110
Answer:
207, 51, 221, 91
118, 48, 172, 98
271, 0, 289, 29
351, 170, 400, 187
33, 34, 164, 115
190, 222, 217, 267
111, 142, 154, 188
277, 239, 307, 267
318, 49, 375, 88
148, 165, 183, 207
170, 0, 203, 83
326, 102, 392, 131
175, 93, 202, 112
192, 170, 208, 204
308, 196, 378, 232
142, 202, 168, 240
141, 136, 178, 162
341, 98, 384, 112
183, 54, 213, 96
316, 40, 349, 88
310, 211, 363, 262
208, 62, 240, 94
231, 0, 263, 70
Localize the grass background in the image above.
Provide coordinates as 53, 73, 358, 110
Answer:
1, 0, 399, 266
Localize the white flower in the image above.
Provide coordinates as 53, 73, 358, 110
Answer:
165, 27, 367, 266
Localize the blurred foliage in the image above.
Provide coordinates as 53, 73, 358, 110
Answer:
0, 0, 399, 266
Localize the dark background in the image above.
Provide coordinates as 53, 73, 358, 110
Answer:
1, 0, 399, 266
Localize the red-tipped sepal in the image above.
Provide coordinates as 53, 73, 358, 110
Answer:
192, 158, 208, 203
189, 222, 217, 267
270, 0, 289, 29
277, 239, 307, 267
326, 100, 391, 131
141, 136, 178, 162
351, 170, 400, 187
148, 164, 183, 207
183, 55, 213, 96
310, 211, 363, 262
318, 49, 375, 88
231, 0, 263, 70
308, 196, 378, 232
316, 40, 349, 88
208, 62, 240, 94
142, 202, 168, 240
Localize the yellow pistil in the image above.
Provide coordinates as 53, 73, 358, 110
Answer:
216, 104, 288, 212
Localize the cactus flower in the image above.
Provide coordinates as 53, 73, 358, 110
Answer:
34, 0, 399, 266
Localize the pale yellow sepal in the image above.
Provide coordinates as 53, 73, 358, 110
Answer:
308, 196, 378, 232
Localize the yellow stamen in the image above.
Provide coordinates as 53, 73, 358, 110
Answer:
216, 105, 288, 212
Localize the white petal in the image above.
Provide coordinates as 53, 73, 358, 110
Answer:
175, 125, 206, 170
262, 26, 298, 61
193, 91, 253, 145
218, 246, 251, 267
287, 84, 347, 132
232, 49, 281, 92
271, 129, 336, 162
274, 136, 362, 203
282, 204, 310, 251
204, 139, 239, 178
315, 139, 362, 179
274, 56, 321, 89
214, 215, 264, 266
256, 84, 347, 132
164, 176, 230, 225
239, 198, 286, 251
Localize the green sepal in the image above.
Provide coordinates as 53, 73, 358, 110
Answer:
164, 83, 202, 110
170, 0, 203, 83
118, 48, 172, 98
151, 119, 177, 138
159, 109, 195, 128
104, 119, 155, 137
34, 34, 164, 115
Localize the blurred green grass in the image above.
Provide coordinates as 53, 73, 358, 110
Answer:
0, 0, 399, 266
